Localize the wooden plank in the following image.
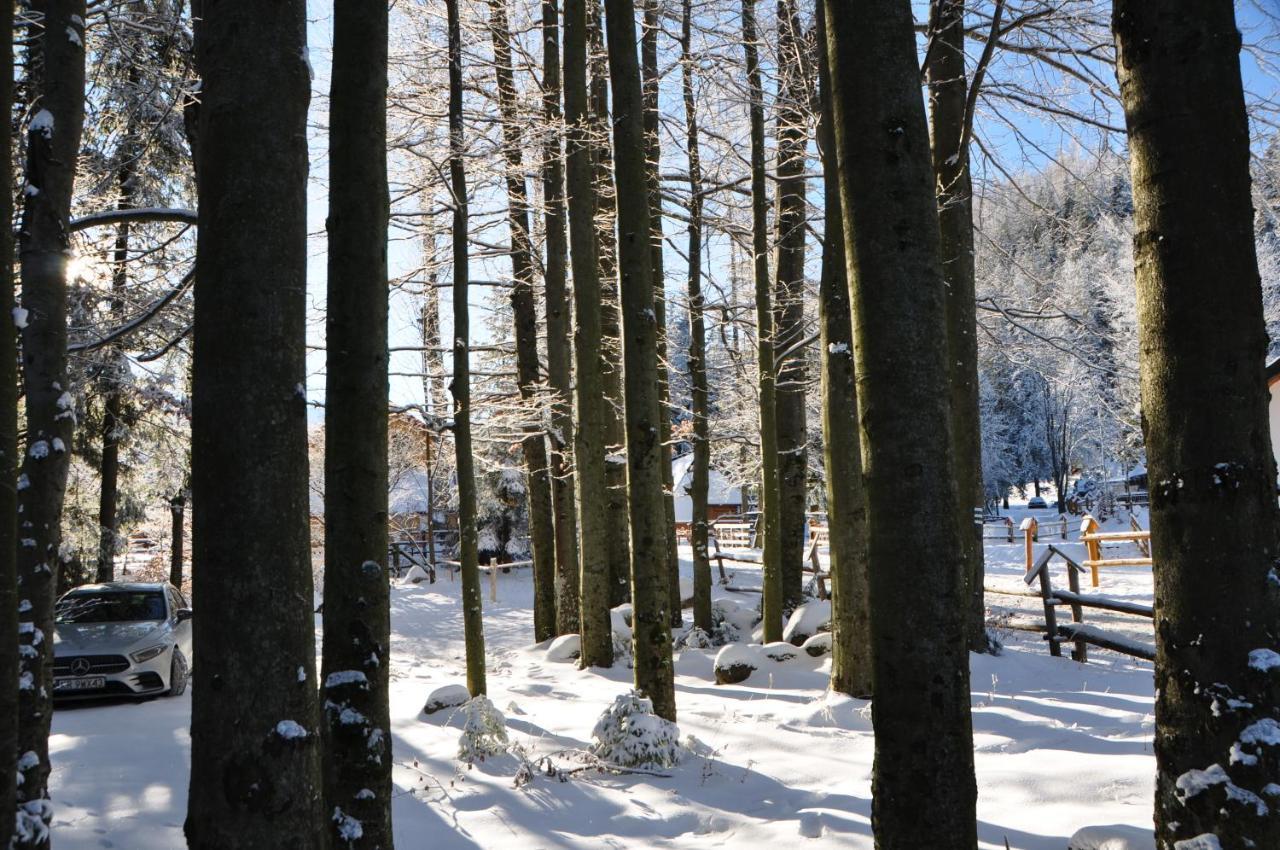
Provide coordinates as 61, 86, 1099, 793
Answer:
1052, 589, 1154, 618
1081, 558, 1153, 567
1081, 531, 1151, 541
1057, 624, 1155, 661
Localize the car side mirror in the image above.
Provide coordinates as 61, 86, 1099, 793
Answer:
176, 608, 193, 622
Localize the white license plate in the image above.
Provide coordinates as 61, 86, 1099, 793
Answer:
54, 677, 106, 692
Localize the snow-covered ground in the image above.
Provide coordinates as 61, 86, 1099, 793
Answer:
49, 506, 1159, 849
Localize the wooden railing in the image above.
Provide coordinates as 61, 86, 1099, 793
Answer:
1079, 514, 1152, 587
1023, 544, 1155, 662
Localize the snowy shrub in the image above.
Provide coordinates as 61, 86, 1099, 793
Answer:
457, 696, 509, 764
782, 601, 831, 647
546, 633, 581, 663
676, 626, 713, 649
711, 598, 755, 644
422, 683, 471, 716
590, 691, 683, 769
713, 644, 760, 685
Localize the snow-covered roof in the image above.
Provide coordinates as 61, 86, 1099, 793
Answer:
671, 453, 743, 522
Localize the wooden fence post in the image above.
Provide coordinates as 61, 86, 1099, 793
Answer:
1021, 517, 1038, 573
488, 557, 497, 602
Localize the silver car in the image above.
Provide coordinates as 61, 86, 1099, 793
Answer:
53, 581, 193, 700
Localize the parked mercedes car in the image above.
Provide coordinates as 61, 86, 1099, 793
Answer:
52, 582, 192, 700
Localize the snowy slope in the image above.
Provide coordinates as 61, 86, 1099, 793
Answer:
48, 528, 1157, 849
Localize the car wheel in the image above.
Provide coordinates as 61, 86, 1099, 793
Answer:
168, 649, 189, 697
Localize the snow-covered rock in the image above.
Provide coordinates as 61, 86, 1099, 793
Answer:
761, 641, 799, 663
1068, 825, 1156, 850
783, 601, 831, 646
801, 632, 832, 657
403, 564, 431, 584
422, 684, 471, 716
714, 644, 760, 685
546, 633, 582, 663
591, 691, 683, 769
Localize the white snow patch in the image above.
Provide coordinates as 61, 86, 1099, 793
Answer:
274, 720, 308, 740
12, 306, 28, 329
325, 670, 370, 689
546, 633, 582, 663
1172, 836, 1221, 850
1068, 825, 1155, 850
783, 601, 830, 645
1248, 648, 1280, 672
29, 110, 53, 138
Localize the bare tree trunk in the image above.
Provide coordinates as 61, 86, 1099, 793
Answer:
772, 0, 809, 612
680, 0, 712, 633
542, 0, 581, 644
0, 0, 18, 841
924, 0, 991, 654
446, 0, 487, 698
815, 2, 870, 699
185, 2, 325, 846
566, 0, 612, 666
823, 1, 977, 846
1114, 3, 1280, 847
601, 0, 676, 721
14, 5, 85, 842
489, 0, 558, 648
588, 2, 632, 608
640, 0, 682, 629
168, 494, 184, 589
320, 1, 393, 845
742, 0, 783, 642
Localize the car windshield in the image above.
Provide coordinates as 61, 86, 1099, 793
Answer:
55, 591, 166, 624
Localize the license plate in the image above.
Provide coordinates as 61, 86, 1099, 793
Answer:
54, 677, 106, 692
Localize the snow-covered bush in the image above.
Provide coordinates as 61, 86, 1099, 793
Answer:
711, 598, 756, 644
590, 691, 683, 769
457, 696, 509, 764
713, 644, 760, 685
783, 601, 831, 646
676, 626, 713, 649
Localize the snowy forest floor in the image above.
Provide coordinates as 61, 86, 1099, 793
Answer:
49, 507, 1158, 849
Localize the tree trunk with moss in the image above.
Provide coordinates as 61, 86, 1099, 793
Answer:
602, 0, 676, 721
816, 2, 870, 699
824, 1, 977, 845
1114, 3, 1280, 847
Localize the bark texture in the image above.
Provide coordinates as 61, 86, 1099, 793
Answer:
446, 0, 488, 698
321, 2, 393, 846
925, 0, 991, 654
816, 3, 870, 699
1114, 3, 1280, 847
168, 495, 184, 589
824, 1, 977, 846
742, 0, 783, 642
602, 0, 676, 721
185, 2, 325, 846
565, 0, 613, 667
14, 4, 85, 843
772, 0, 809, 613
489, 0, 558, 649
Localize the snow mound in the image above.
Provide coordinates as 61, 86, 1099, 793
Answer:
783, 601, 830, 646
712, 597, 756, 641
610, 604, 633, 642
546, 634, 582, 663
761, 641, 800, 663
402, 564, 432, 584
590, 691, 683, 769
422, 684, 471, 716
714, 644, 760, 685
457, 696, 508, 763
801, 632, 832, 657
1068, 824, 1156, 850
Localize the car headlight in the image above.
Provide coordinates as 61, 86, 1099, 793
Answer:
130, 644, 169, 664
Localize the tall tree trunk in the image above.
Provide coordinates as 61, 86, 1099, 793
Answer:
925, 0, 991, 654
321, 2, 393, 846
742, 0, 783, 642
823, 1, 977, 846
815, 2, 870, 699
640, 0, 683, 628
601, 0, 676, 721
566, 0, 612, 667
419, 229, 446, 577
542, 0, 581, 645
446, 0, 487, 697
1114, 3, 1280, 847
185, 2, 324, 846
168, 494, 184, 589
680, 0, 712, 633
14, 4, 85, 843
96, 148, 137, 584
589, 1, 632, 608
771, 0, 809, 613
489, 0, 558, 649
0, 0, 18, 842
